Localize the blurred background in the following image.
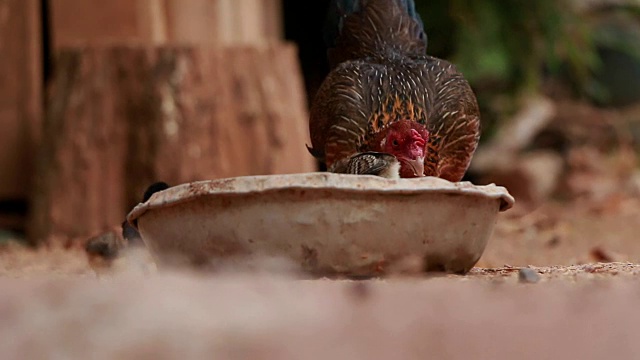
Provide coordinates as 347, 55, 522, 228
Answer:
2, 0, 640, 267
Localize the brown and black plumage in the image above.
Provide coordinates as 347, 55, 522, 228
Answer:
330, 152, 400, 178
308, 0, 481, 181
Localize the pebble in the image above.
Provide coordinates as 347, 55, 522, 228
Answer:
518, 268, 541, 284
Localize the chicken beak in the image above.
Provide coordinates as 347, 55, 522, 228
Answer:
402, 157, 425, 177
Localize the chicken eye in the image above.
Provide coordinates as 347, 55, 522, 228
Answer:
391, 139, 399, 147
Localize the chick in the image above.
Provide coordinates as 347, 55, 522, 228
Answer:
85, 230, 124, 276
330, 152, 401, 179
85, 181, 170, 276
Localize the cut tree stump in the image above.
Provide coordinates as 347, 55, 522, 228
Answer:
50, 0, 283, 48
29, 43, 315, 245
0, 0, 42, 232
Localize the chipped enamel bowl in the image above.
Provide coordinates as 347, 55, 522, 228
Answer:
127, 173, 514, 276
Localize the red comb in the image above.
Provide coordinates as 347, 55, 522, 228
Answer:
411, 129, 427, 147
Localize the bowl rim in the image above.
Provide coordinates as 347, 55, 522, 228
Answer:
126, 172, 515, 228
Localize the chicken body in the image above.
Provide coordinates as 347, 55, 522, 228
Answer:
308, 0, 481, 182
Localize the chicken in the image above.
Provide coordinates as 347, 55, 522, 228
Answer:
85, 231, 122, 268
331, 152, 400, 178
307, 0, 481, 181
122, 181, 170, 246
85, 181, 169, 274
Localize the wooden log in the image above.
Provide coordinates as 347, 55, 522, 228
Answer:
162, 0, 219, 45
50, 0, 283, 47
50, 0, 147, 47
0, 0, 42, 201
29, 50, 129, 245
28, 43, 315, 245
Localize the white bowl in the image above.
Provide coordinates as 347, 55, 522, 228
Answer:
126, 173, 514, 276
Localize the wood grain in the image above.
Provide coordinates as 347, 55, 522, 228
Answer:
29, 44, 315, 244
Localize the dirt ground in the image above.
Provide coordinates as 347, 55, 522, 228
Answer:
2, 99, 640, 358
3, 197, 640, 279
480, 196, 640, 267
4, 187, 640, 279
1, 195, 640, 359
1, 260, 640, 360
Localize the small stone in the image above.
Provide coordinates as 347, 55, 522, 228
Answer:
584, 264, 604, 273
589, 246, 620, 263
518, 268, 541, 283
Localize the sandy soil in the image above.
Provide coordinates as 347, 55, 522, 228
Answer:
1, 269, 640, 360
480, 196, 640, 267
1, 176, 639, 359
4, 195, 640, 279
1, 197, 639, 359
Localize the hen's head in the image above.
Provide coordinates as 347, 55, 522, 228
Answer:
373, 120, 428, 178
